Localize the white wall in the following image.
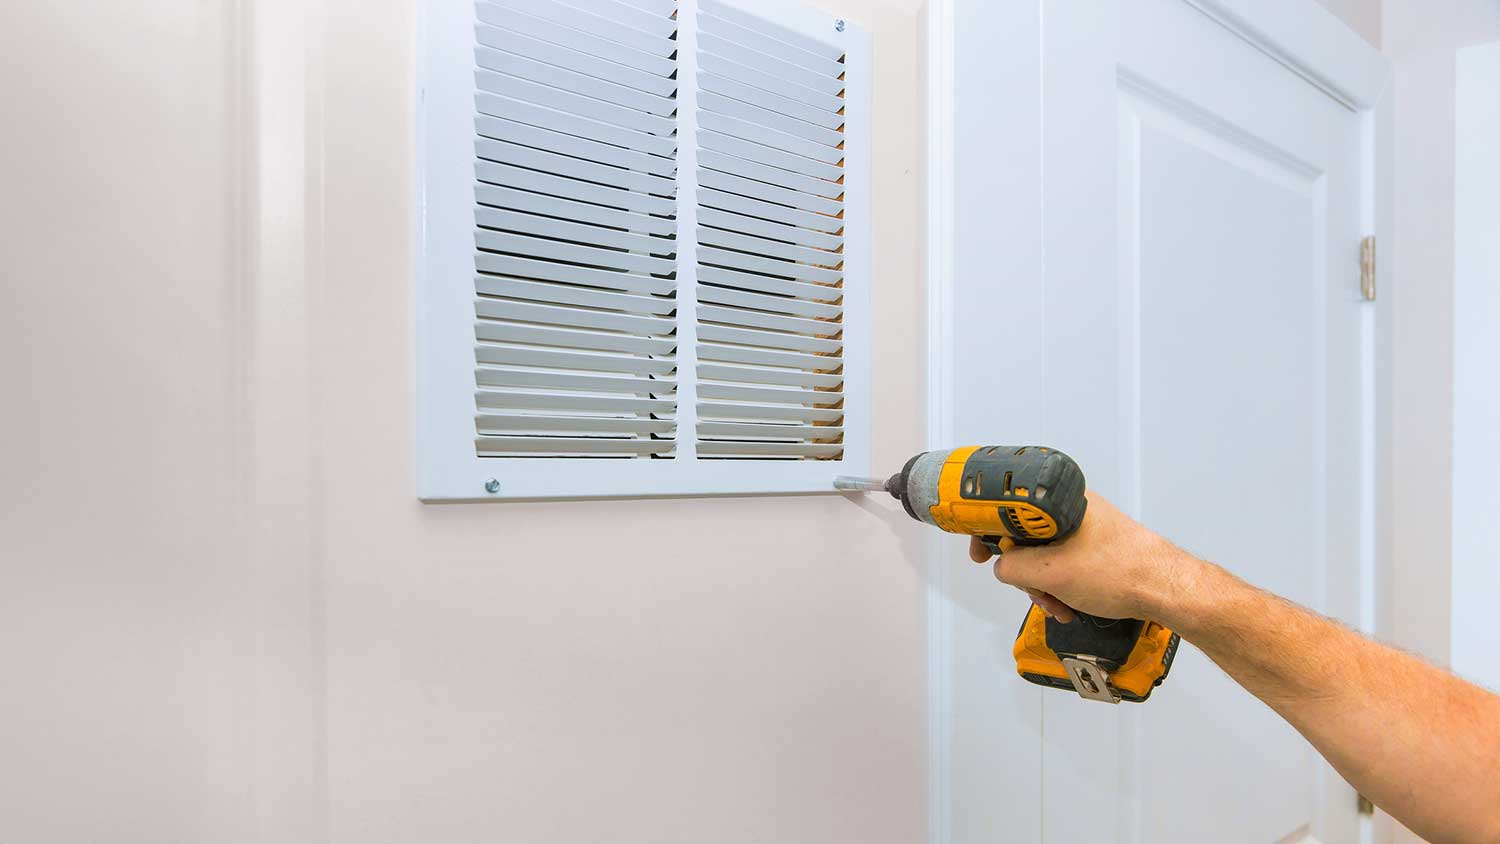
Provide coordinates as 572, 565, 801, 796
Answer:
1451, 40, 1500, 695
0, 1, 931, 842
1381, 0, 1500, 671
1377, 4, 1500, 844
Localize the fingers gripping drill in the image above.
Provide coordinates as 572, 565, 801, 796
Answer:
838, 446, 1179, 703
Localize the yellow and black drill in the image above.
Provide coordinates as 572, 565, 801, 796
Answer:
838, 446, 1179, 703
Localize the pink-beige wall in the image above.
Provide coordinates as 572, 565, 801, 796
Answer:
1313, 0, 1382, 46
0, 3, 252, 841
0, 0, 930, 842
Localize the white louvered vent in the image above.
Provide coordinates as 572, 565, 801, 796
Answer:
417, 0, 870, 499
693, 0, 849, 460
472, 0, 681, 459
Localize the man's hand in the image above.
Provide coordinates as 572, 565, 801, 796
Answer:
969, 490, 1500, 844
967, 491, 1197, 625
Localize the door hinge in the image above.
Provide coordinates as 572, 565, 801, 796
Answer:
1360, 236, 1376, 301
1357, 793, 1375, 816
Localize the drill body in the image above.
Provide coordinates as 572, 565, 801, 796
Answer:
883, 446, 1179, 703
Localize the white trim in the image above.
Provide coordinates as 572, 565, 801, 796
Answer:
922, 2, 955, 841
1451, 42, 1500, 694
1184, 0, 1390, 109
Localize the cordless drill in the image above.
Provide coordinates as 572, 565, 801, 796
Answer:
839, 446, 1179, 703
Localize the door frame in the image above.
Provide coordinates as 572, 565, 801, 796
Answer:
922, 1, 1394, 841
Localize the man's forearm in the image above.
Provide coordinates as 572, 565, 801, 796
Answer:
1151, 556, 1500, 844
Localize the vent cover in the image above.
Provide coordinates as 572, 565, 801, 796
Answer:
692, 0, 849, 461
418, 0, 870, 499
472, 0, 681, 459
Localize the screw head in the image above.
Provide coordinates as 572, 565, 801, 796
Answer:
835, 18, 845, 31
484, 478, 501, 494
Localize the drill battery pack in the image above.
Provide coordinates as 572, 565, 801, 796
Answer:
1013, 606, 1180, 703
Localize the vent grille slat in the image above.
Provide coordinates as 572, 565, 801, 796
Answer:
697, 324, 842, 355
475, 322, 677, 356
697, 53, 845, 114
477, 3, 675, 75
697, 421, 844, 441
695, 14, 844, 78
698, 150, 845, 200
698, 383, 844, 407
476, 344, 677, 375
698, 244, 843, 284
476, 367, 677, 395
476, 229, 676, 276
474, 47, 677, 115
476, 390, 675, 415
476, 184, 676, 237
478, 414, 678, 436
475, 253, 675, 295
697, 33, 844, 96
476, 138, 676, 197
697, 402, 844, 424
697, 304, 841, 338
476, 161, 674, 216
476, 93, 676, 156
698, 92, 846, 148
477, 70, 675, 136
698, 363, 843, 389
696, 441, 845, 458
697, 225, 842, 266
696, 343, 839, 372
471, 0, 680, 460
698, 206, 843, 250
696, 284, 842, 319
698, 167, 844, 216
699, 74, 845, 130
693, 8, 850, 462
476, 276, 677, 316
488, 0, 677, 51
476, 25, 677, 97
614, 0, 677, 15
698, 265, 842, 302
699, 187, 845, 233
699, 0, 846, 61
699, 128, 844, 181
475, 115, 676, 177
477, 436, 677, 456
476, 207, 675, 256
699, 111, 843, 164
476, 299, 675, 339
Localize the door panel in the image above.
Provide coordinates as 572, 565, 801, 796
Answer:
1133, 113, 1325, 843
946, 0, 1372, 841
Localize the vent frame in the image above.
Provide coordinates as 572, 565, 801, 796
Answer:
415, 0, 871, 500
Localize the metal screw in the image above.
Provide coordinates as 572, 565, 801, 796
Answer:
484, 478, 501, 494
835, 18, 845, 31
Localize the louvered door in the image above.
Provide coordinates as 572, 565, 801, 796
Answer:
417, 0, 870, 500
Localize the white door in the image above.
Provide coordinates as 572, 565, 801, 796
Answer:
935, 1, 1380, 842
